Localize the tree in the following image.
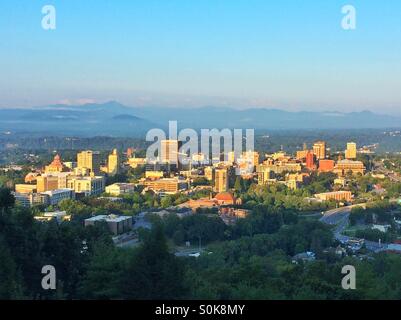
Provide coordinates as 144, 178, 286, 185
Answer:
120, 224, 186, 299
80, 244, 126, 299
234, 176, 243, 193
0, 188, 15, 214
0, 238, 22, 299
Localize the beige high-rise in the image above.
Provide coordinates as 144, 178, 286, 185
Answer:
77, 150, 101, 175
108, 149, 119, 176
345, 142, 357, 159
214, 168, 229, 193
313, 141, 326, 160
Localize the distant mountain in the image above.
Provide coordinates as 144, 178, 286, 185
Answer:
0, 101, 156, 136
112, 114, 142, 121
0, 101, 400, 136
130, 105, 401, 130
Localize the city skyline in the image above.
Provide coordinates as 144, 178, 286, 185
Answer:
1, 0, 401, 114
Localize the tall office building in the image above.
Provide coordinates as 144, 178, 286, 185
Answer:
214, 168, 229, 193
36, 175, 59, 192
126, 147, 134, 159
306, 151, 315, 170
204, 166, 215, 181
227, 151, 236, 164
242, 151, 260, 167
313, 141, 326, 160
77, 150, 101, 175
256, 164, 274, 185
107, 149, 119, 176
160, 140, 179, 164
345, 142, 357, 160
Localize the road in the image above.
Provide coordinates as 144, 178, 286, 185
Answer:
373, 160, 401, 183
320, 204, 390, 252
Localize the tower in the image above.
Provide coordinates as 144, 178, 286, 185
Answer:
214, 168, 229, 193
108, 149, 119, 176
313, 141, 326, 160
345, 142, 357, 160
77, 150, 101, 175
306, 151, 315, 170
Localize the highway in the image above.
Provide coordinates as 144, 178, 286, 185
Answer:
320, 204, 389, 252
373, 160, 401, 183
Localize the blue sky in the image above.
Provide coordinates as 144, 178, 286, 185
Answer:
1, 0, 401, 114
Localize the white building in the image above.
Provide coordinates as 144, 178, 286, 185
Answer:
41, 188, 75, 206
67, 176, 105, 196
105, 183, 136, 196
84, 214, 133, 235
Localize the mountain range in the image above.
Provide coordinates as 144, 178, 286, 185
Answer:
0, 101, 400, 137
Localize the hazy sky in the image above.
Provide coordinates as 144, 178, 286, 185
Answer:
1, 0, 401, 114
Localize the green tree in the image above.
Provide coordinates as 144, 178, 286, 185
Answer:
120, 224, 186, 299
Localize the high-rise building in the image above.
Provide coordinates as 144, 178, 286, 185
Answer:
160, 140, 179, 164
242, 151, 260, 167
227, 151, 236, 164
256, 164, 274, 185
77, 150, 101, 175
214, 168, 229, 193
36, 175, 59, 192
296, 150, 310, 160
204, 166, 215, 181
126, 147, 134, 159
107, 149, 119, 176
313, 141, 326, 160
306, 151, 315, 170
345, 142, 357, 160
67, 176, 105, 196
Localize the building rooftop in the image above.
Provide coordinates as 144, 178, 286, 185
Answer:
215, 192, 235, 202
86, 214, 132, 223
41, 188, 74, 195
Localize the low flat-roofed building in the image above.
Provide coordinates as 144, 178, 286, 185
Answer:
41, 188, 75, 206
15, 184, 37, 194
318, 159, 335, 172
145, 170, 164, 179
334, 160, 366, 176
143, 177, 188, 194
334, 177, 346, 187
315, 191, 352, 202
285, 172, 310, 190
128, 157, 147, 168
178, 198, 219, 211
262, 162, 302, 174
84, 214, 133, 235
105, 183, 136, 196
34, 211, 71, 223
13, 192, 48, 207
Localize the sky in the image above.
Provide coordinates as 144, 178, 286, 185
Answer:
1, 0, 401, 114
